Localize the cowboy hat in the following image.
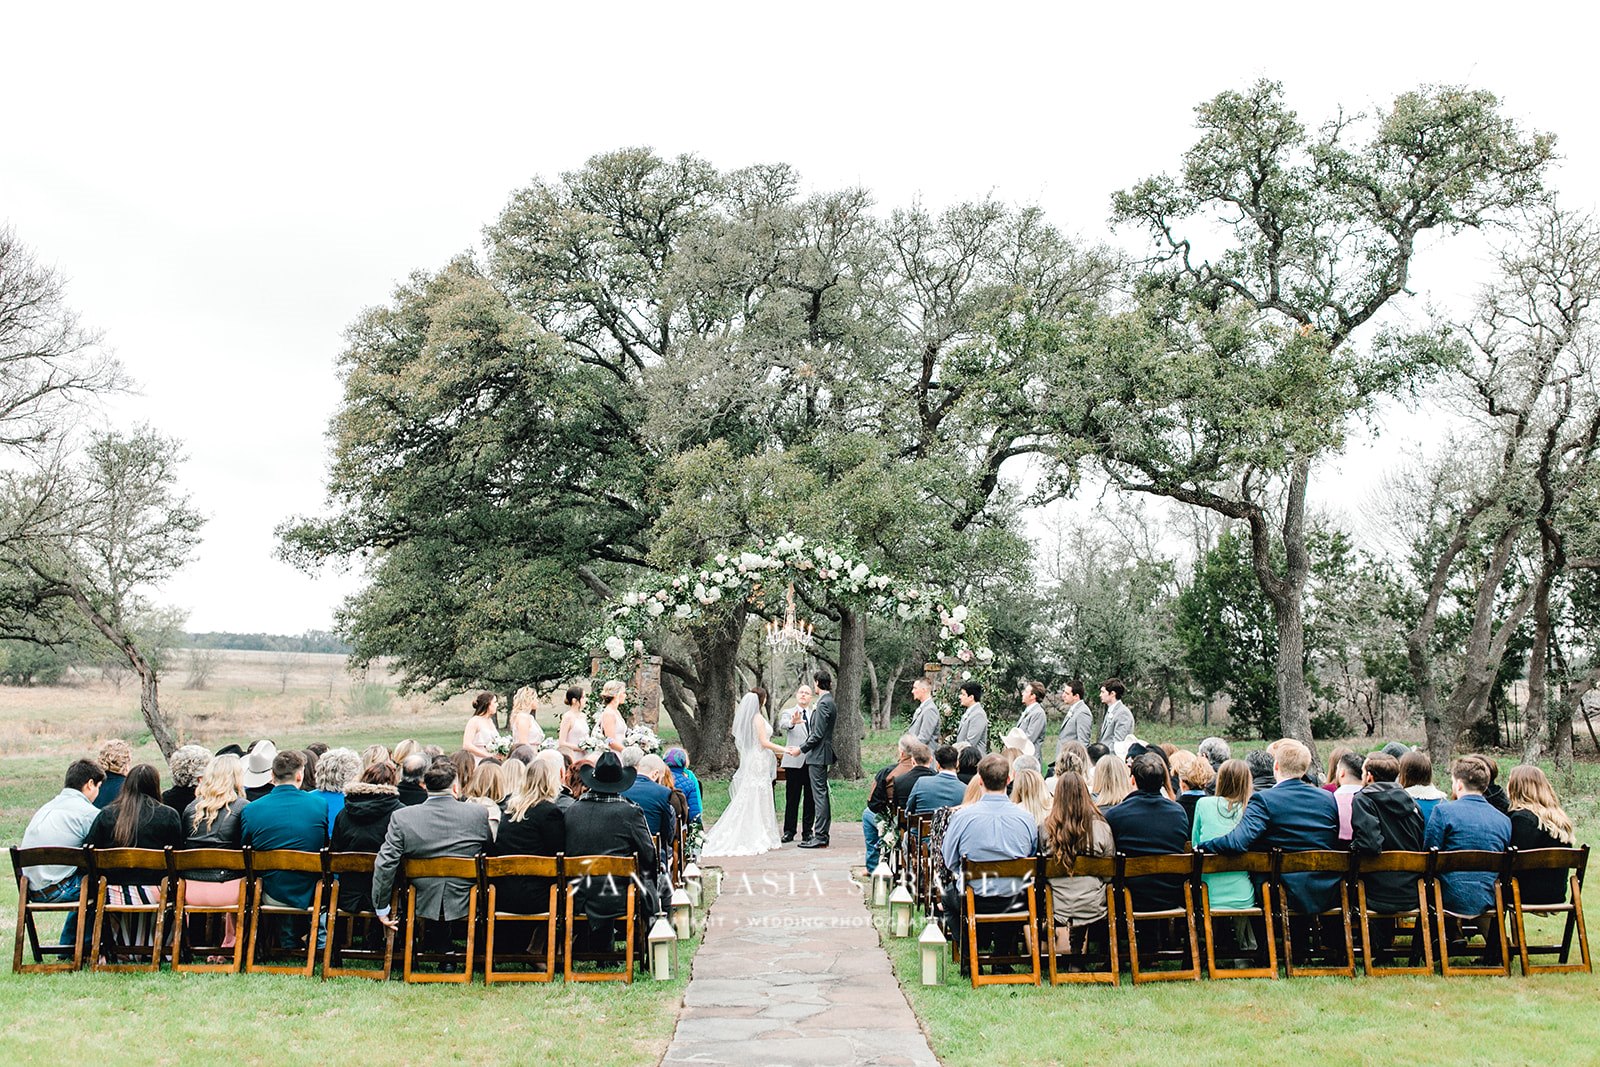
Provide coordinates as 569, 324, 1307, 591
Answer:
1000, 728, 1035, 757
242, 740, 278, 789
578, 750, 637, 794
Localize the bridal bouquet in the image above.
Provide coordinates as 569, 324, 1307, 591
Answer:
624, 725, 662, 754
489, 735, 514, 756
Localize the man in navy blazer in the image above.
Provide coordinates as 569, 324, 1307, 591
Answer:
1197, 739, 1340, 914
622, 753, 679, 859
1102, 754, 1190, 910
239, 750, 329, 908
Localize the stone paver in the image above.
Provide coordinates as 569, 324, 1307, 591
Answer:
663, 822, 938, 1067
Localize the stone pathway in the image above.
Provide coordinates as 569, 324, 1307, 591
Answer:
663, 822, 939, 1067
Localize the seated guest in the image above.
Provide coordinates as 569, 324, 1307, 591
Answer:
372, 762, 493, 955
330, 760, 402, 912
1046, 741, 1092, 797
180, 753, 249, 949
621, 753, 678, 847
396, 753, 430, 807
1197, 737, 1230, 774
864, 737, 918, 870
892, 740, 937, 813
1505, 764, 1576, 905
1103, 753, 1190, 911
1322, 746, 1355, 793
1381, 742, 1411, 760
1245, 748, 1278, 795
1173, 753, 1213, 832
564, 756, 594, 807
640, 755, 689, 838
956, 746, 981, 785
1040, 760, 1114, 956
664, 747, 704, 826
1424, 757, 1512, 917
313, 748, 362, 831
940, 754, 1039, 930
462, 760, 506, 840
360, 744, 390, 771
300, 749, 321, 793
1332, 750, 1366, 841
88, 763, 185, 946
1191, 758, 1258, 950
1197, 740, 1340, 915
239, 751, 329, 934
1348, 752, 1426, 914
564, 752, 664, 948
20, 758, 104, 948
1085, 742, 1110, 765
1089, 753, 1130, 810
1470, 755, 1511, 815
94, 739, 132, 810
908, 746, 967, 814
390, 738, 420, 766
1011, 767, 1050, 826
162, 745, 211, 815
492, 756, 566, 913
241, 740, 278, 802
1400, 750, 1446, 822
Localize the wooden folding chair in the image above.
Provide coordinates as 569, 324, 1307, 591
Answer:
1507, 846, 1590, 975
1354, 851, 1434, 977
89, 847, 172, 973
322, 851, 396, 981
400, 856, 480, 984
1039, 854, 1118, 985
245, 848, 326, 977
906, 812, 935, 912
482, 854, 561, 983
961, 858, 1040, 987
1432, 849, 1511, 977
11, 845, 92, 973
564, 855, 637, 983
1119, 852, 1200, 983
1274, 849, 1356, 978
171, 847, 249, 973
1197, 851, 1277, 979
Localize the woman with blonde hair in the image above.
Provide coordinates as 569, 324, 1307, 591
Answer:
1172, 751, 1214, 832
492, 756, 565, 914
1090, 753, 1130, 810
463, 759, 505, 839
1506, 765, 1578, 904
596, 679, 628, 753
179, 753, 249, 951
508, 685, 545, 747
360, 744, 390, 771
390, 738, 419, 767
1011, 767, 1051, 826
959, 775, 985, 807
1191, 758, 1257, 950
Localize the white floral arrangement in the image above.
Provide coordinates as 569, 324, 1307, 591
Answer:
625, 725, 662, 754
538, 737, 560, 752
489, 734, 514, 756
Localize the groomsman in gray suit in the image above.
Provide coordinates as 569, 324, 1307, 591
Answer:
1014, 681, 1048, 754
952, 680, 988, 755
1098, 677, 1135, 746
908, 677, 940, 748
1053, 680, 1093, 763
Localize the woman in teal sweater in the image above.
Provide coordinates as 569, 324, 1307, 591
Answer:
1192, 759, 1258, 950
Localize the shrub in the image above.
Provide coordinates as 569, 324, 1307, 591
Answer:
1310, 709, 1351, 739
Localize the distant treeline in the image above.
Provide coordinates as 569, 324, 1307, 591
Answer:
185, 631, 352, 655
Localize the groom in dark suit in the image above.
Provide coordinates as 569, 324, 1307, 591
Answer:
792, 669, 837, 848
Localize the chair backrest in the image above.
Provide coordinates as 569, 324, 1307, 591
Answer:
326, 851, 378, 876
90, 847, 171, 878
402, 856, 480, 880
1509, 845, 1587, 880
247, 848, 325, 875
1040, 854, 1115, 880
565, 855, 637, 879
962, 858, 1036, 892
1273, 849, 1354, 876
1118, 851, 1195, 878
483, 855, 561, 879
1433, 849, 1510, 876
1198, 851, 1272, 877
172, 848, 248, 876
1354, 850, 1428, 876
11, 845, 90, 880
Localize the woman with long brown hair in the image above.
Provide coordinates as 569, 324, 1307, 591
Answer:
1039, 760, 1115, 955
87, 763, 184, 948
463, 692, 499, 761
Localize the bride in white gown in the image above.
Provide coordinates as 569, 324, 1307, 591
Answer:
700, 688, 788, 857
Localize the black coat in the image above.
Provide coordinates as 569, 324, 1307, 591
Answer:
162, 784, 196, 817
396, 780, 429, 807
331, 783, 403, 912
88, 798, 184, 884
181, 796, 248, 881
492, 800, 565, 913
563, 793, 660, 920
1509, 809, 1569, 905
891, 766, 937, 812
1101, 790, 1190, 911
1349, 782, 1426, 912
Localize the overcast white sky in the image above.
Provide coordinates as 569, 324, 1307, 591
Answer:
4, 1, 1596, 632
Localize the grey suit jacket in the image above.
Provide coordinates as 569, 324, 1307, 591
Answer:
954, 702, 988, 755
909, 698, 940, 748
370, 793, 492, 922
1016, 703, 1047, 752
1099, 701, 1134, 746
801, 692, 837, 766
1055, 699, 1093, 759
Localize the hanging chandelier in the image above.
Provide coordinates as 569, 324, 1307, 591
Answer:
764, 581, 814, 653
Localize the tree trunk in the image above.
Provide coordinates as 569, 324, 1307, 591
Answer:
64, 586, 178, 759
673, 607, 747, 775
865, 657, 882, 730
1247, 456, 1315, 758
833, 606, 867, 779
1522, 565, 1555, 765
1270, 579, 1313, 754
879, 664, 905, 731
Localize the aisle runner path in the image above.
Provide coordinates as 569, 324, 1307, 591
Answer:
663, 822, 939, 1067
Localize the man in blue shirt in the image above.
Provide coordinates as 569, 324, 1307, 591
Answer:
940, 754, 1038, 929
1424, 756, 1512, 917
20, 758, 105, 948
240, 750, 328, 947
907, 746, 966, 814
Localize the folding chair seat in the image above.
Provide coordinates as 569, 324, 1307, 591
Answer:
89, 846, 173, 973
961, 858, 1040, 987
245, 847, 326, 976
1119, 852, 1200, 983
1040, 854, 1118, 984
1354, 851, 1433, 977
564, 855, 637, 983
1432, 849, 1510, 977
1274, 849, 1356, 978
10, 845, 92, 973
400, 855, 480, 984
1197, 851, 1277, 979
171, 847, 249, 973
322, 851, 396, 980
482, 854, 561, 983
1506, 845, 1589, 975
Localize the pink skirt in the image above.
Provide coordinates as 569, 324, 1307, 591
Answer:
183, 878, 243, 948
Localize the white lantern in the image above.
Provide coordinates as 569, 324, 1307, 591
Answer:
919, 920, 948, 985
704, 865, 722, 898
670, 887, 693, 939
871, 860, 893, 907
683, 862, 703, 908
889, 883, 915, 938
648, 916, 677, 980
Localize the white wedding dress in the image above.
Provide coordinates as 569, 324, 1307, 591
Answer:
700, 693, 782, 858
